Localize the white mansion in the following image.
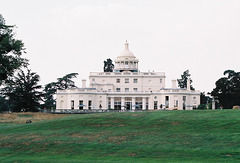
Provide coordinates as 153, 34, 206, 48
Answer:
56, 42, 200, 111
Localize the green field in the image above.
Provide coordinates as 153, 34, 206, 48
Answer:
1, 110, 240, 162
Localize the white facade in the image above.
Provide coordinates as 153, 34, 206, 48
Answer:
56, 42, 200, 111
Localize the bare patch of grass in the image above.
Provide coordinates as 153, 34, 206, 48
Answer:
0, 112, 68, 124
71, 131, 110, 142
107, 135, 127, 144
129, 153, 136, 157
171, 122, 181, 126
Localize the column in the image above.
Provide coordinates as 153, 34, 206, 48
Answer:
121, 97, 125, 110
142, 97, 146, 110
111, 97, 114, 109
132, 97, 136, 110
212, 97, 215, 110
148, 97, 153, 110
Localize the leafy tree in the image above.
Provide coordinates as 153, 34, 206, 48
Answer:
197, 92, 212, 110
0, 15, 27, 85
57, 73, 78, 90
0, 95, 8, 112
200, 92, 212, 105
42, 82, 58, 110
42, 73, 78, 109
104, 58, 114, 72
211, 70, 240, 109
2, 69, 42, 112
177, 70, 195, 90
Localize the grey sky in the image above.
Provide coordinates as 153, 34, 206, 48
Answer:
1, 0, 240, 93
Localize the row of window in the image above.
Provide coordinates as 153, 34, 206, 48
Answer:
153, 96, 187, 110
116, 78, 138, 83
116, 88, 138, 92
70, 95, 192, 110
115, 61, 138, 65
92, 78, 163, 84
108, 101, 149, 110
71, 100, 92, 110
117, 78, 163, 84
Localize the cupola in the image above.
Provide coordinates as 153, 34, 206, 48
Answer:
114, 41, 139, 72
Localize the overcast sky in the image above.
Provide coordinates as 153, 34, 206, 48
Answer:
1, 0, 240, 93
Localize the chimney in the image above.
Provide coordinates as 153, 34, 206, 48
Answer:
187, 78, 191, 90
82, 79, 86, 88
172, 79, 177, 89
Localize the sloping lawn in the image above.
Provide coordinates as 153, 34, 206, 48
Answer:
1, 110, 240, 162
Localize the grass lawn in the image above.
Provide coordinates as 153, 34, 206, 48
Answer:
0, 110, 240, 162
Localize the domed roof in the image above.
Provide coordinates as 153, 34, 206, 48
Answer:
118, 41, 135, 58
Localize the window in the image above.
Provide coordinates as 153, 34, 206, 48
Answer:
183, 96, 186, 101
116, 79, 120, 83
108, 101, 111, 109
160, 79, 162, 83
165, 96, 169, 108
154, 101, 158, 110
125, 88, 129, 92
88, 100, 92, 110
116, 88, 121, 92
174, 100, 178, 107
125, 78, 129, 83
92, 79, 95, 82
125, 61, 128, 65
133, 79, 138, 83
114, 102, 121, 110
71, 100, 74, 110
79, 100, 83, 110
183, 96, 186, 110
135, 102, 142, 110
108, 89, 111, 92
133, 88, 138, 92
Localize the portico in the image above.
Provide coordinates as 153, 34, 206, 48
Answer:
108, 96, 149, 110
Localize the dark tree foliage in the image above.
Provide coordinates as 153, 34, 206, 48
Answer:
200, 92, 212, 105
0, 15, 27, 85
197, 92, 212, 110
177, 70, 195, 90
42, 82, 58, 110
0, 95, 8, 112
57, 73, 78, 90
42, 73, 78, 109
211, 70, 240, 109
2, 69, 42, 112
104, 58, 114, 72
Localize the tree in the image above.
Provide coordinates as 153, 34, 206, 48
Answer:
104, 58, 114, 72
42, 82, 58, 110
0, 95, 8, 112
2, 69, 42, 112
177, 70, 195, 90
200, 92, 212, 105
57, 73, 78, 90
42, 73, 78, 109
211, 70, 240, 109
197, 92, 212, 110
0, 15, 27, 85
